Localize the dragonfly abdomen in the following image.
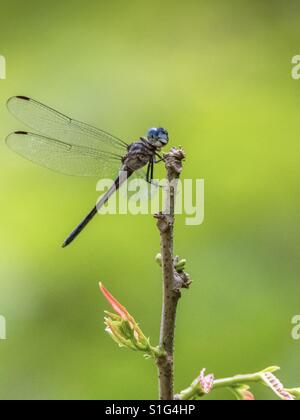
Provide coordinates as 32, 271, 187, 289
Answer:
62, 167, 134, 248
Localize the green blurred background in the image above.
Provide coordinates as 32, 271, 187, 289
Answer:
0, 0, 299, 400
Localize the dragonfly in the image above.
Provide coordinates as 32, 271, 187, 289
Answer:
6, 96, 169, 248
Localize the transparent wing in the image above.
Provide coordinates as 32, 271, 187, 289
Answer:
6, 131, 122, 178
123, 168, 160, 200
7, 96, 128, 156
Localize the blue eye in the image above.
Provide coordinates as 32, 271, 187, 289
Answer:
147, 127, 169, 145
147, 128, 158, 138
157, 128, 168, 137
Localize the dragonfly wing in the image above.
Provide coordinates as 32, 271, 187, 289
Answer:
123, 168, 161, 200
132, 168, 162, 187
7, 96, 128, 156
6, 131, 122, 178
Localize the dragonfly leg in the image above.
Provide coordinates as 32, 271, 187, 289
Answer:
151, 159, 154, 181
154, 153, 164, 164
145, 160, 155, 185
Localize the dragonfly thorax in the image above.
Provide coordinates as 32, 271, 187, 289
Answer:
123, 138, 156, 172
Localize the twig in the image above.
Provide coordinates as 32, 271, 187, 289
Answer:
155, 147, 188, 400
174, 366, 300, 400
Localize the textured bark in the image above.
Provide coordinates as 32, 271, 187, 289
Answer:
155, 148, 186, 400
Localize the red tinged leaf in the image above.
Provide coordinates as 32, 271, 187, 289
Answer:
99, 283, 134, 323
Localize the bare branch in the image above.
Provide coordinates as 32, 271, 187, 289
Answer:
155, 147, 188, 400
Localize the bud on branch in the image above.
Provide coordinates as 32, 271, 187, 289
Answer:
99, 283, 161, 359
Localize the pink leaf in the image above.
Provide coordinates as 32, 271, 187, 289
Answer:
99, 282, 132, 321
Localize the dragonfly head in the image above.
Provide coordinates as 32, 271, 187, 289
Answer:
147, 127, 169, 150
